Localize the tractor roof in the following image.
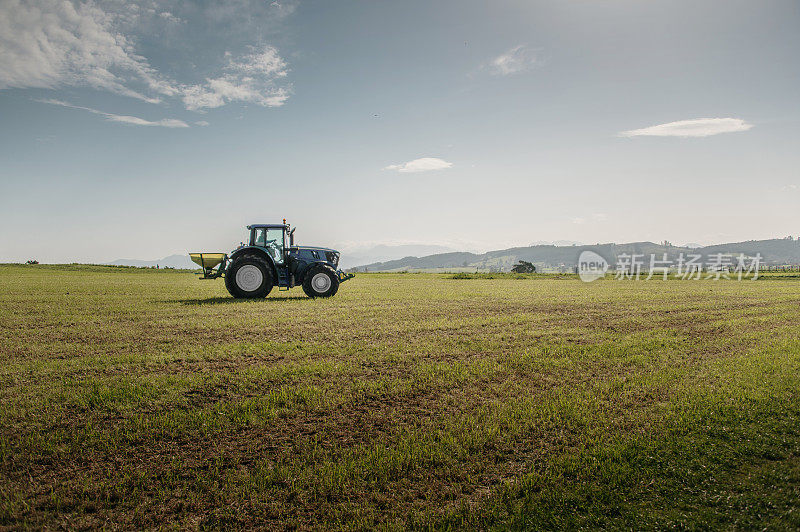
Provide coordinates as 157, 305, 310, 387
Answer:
247, 224, 288, 229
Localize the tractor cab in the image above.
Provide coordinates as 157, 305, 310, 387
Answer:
249, 223, 290, 264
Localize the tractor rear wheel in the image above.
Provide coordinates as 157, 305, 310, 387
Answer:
302, 265, 339, 298
225, 254, 273, 298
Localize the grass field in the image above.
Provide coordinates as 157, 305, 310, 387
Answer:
1, 264, 799, 529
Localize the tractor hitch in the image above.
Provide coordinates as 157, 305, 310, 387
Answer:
337, 271, 355, 283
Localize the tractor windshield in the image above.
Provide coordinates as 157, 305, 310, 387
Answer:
252, 227, 285, 264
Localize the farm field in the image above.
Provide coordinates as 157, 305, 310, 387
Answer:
1, 264, 799, 529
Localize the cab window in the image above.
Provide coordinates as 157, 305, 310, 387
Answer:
251, 227, 285, 263
253, 228, 266, 247
265, 228, 285, 263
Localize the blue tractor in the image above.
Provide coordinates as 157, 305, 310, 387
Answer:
190, 221, 353, 298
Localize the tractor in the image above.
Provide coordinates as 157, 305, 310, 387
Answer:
189, 221, 353, 299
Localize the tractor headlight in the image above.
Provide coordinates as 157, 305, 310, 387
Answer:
326, 251, 339, 267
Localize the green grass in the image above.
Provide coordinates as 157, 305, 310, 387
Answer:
1, 264, 799, 529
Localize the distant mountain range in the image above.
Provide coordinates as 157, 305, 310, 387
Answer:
108, 238, 800, 272
349, 238, 800, 272
338, 244, 456, 269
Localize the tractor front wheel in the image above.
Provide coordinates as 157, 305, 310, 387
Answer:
302, 265, 339, 298
225, 254, 273, 298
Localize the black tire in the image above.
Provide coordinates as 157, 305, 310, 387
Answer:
302, 265, 340, 298
225, 253, 273, 298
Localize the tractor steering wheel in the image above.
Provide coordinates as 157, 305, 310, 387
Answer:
265, 239, 280, 260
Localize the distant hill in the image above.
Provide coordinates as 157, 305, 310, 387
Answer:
108, 239, 800, 272
338, 243, 456, 269
108, 254, 198, 269
350, 238, 800, 272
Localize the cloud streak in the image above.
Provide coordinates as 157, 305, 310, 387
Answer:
39, 99, 189, 128
0, 0, 291, 110
486, 45, 542, 76
384, 157, 453, 173
180, 47, 289, 111
619, 118, 753, 138
0, 0, 164, 102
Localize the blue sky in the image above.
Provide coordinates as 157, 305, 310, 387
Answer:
1, 0, 799, 263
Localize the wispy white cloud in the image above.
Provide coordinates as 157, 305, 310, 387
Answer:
486, 45, 542, 76
158, 11, 182, 24
181, 47, 289, 111
0, 0, 291, 110
39, 99, 189, 128
619, 118, 753, 138
384, 157, 453, 173
195, 120, 210, 126
0, 0, 165, 102
106, 115, 188, 128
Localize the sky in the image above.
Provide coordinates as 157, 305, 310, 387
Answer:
1, 0, 799, 264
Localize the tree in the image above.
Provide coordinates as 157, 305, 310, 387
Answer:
511, 260, 536, 273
